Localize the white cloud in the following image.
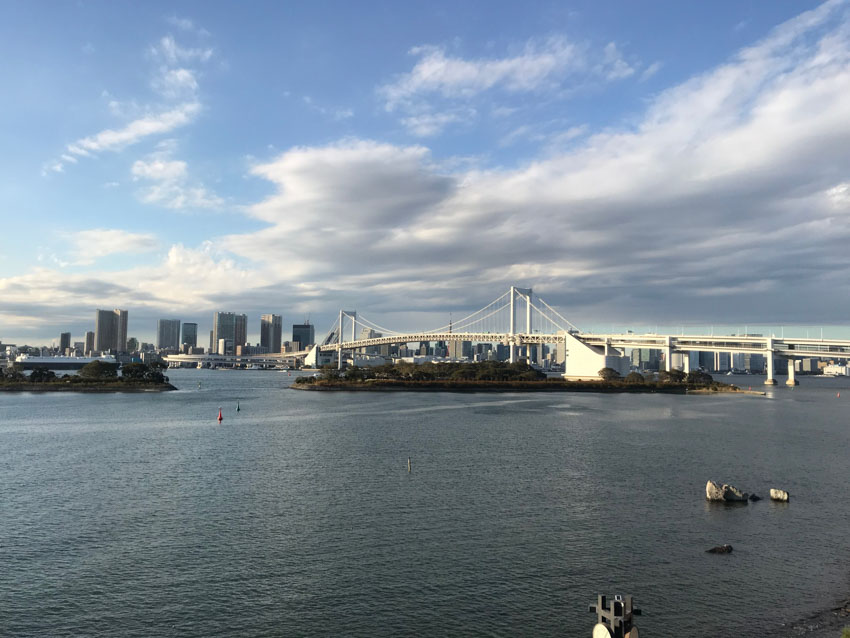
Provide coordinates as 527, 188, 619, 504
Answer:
132, 146, 222, 210
401, 109, 475, 137
70, 229, 158, 265
380, 37, 584, 111
379, 36, 639, 136
66, 102, 201, 157
640, 61, 663, 82
131, 158, 187, 181
165, 16, 210, 36
149, 35, 212, 65
152, 68, 199, 99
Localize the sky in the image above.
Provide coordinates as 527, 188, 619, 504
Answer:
2, 0, 850, 346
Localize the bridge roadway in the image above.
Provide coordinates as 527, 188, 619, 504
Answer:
163, 351, 310, 368
165, 332, 850, 384
321, 331, 850, 385
321, 331, 850, 356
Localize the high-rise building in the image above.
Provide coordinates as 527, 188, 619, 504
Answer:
59, 332, 71, 353
182, 322, 198, 347
212, 312, 248, 354
292, 323, 315, 350
84, 331, 95, 355
115, 309, 128, 352
261, 314, 282, 354
156, 319, 181, 351
448, 340, 472, 359
94, 308, 128, 352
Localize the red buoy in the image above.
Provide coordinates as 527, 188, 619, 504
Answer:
218, 408, 223, 423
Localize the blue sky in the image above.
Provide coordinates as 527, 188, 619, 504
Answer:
3, 0, 850, 345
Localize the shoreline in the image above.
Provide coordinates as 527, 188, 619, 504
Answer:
291, 380, 746, 394
0, 382, 177, 393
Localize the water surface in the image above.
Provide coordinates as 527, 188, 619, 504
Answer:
1, 370, 849, 636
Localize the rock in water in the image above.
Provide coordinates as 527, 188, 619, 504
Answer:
706, 480, 725, 501
770, 488, 790, 502
749, 494, 762, 502
706, 480, 749, 502
721, 483, 749, 502
706, 544, 733, 554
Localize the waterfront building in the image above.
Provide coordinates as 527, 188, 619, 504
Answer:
182, 322, 198, 348
84, 331, 94, 355
156, 319, 181, 351
218, 338, 234, 356
213, 312, 248, 354
94, 308, 128, 352
59, 332, 71, 354
261, 314, 282, 354
292, 323, 315, 350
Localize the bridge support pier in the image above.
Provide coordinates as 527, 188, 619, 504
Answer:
786, 359, 798, 385
765, 341, 776, 385
664, 337, 672, 372
683, 354, 691, 374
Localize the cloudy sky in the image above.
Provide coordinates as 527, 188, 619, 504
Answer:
2, 0, 850, 345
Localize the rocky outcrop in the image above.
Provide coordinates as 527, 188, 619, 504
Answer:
770, 488, 790, 502
706, 480, 749, 502
748, 494, 762, 502
706, 544, 733, 554
706, 480, 725, 501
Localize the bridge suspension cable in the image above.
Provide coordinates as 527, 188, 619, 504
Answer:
536, 297, 581, 333
423, 290, 511, 334
355, 314, 403, 336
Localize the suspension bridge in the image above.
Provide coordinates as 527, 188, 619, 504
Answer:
163, 285, 850, 385
304, 286, 850, 385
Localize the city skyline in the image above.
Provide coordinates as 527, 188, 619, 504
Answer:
3, 1, 850, 345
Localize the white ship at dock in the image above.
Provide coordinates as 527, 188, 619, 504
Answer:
14, 354, 118, 370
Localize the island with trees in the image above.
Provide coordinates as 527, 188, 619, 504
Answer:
0, 360, 177, 392
292, 361, 744, 394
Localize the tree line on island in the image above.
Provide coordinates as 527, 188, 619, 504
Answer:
295, 361, 730, 392
0, 360, 170, 387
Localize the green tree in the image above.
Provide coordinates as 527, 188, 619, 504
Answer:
1, 364, 26, 382
29, 368, 57, 383
79, 360, 119, 379
121, 363, 147, 380
624, 371, 645, 384
598, 367, 621, 381
686, 370, 714, 386
658, 369, 686, 383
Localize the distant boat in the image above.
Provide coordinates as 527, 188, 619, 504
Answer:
217, 408, 223, 423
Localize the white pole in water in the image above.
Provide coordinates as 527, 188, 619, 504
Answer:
407, 457, 411, 473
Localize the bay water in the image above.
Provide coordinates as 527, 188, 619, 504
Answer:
2, 370, 849, 636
